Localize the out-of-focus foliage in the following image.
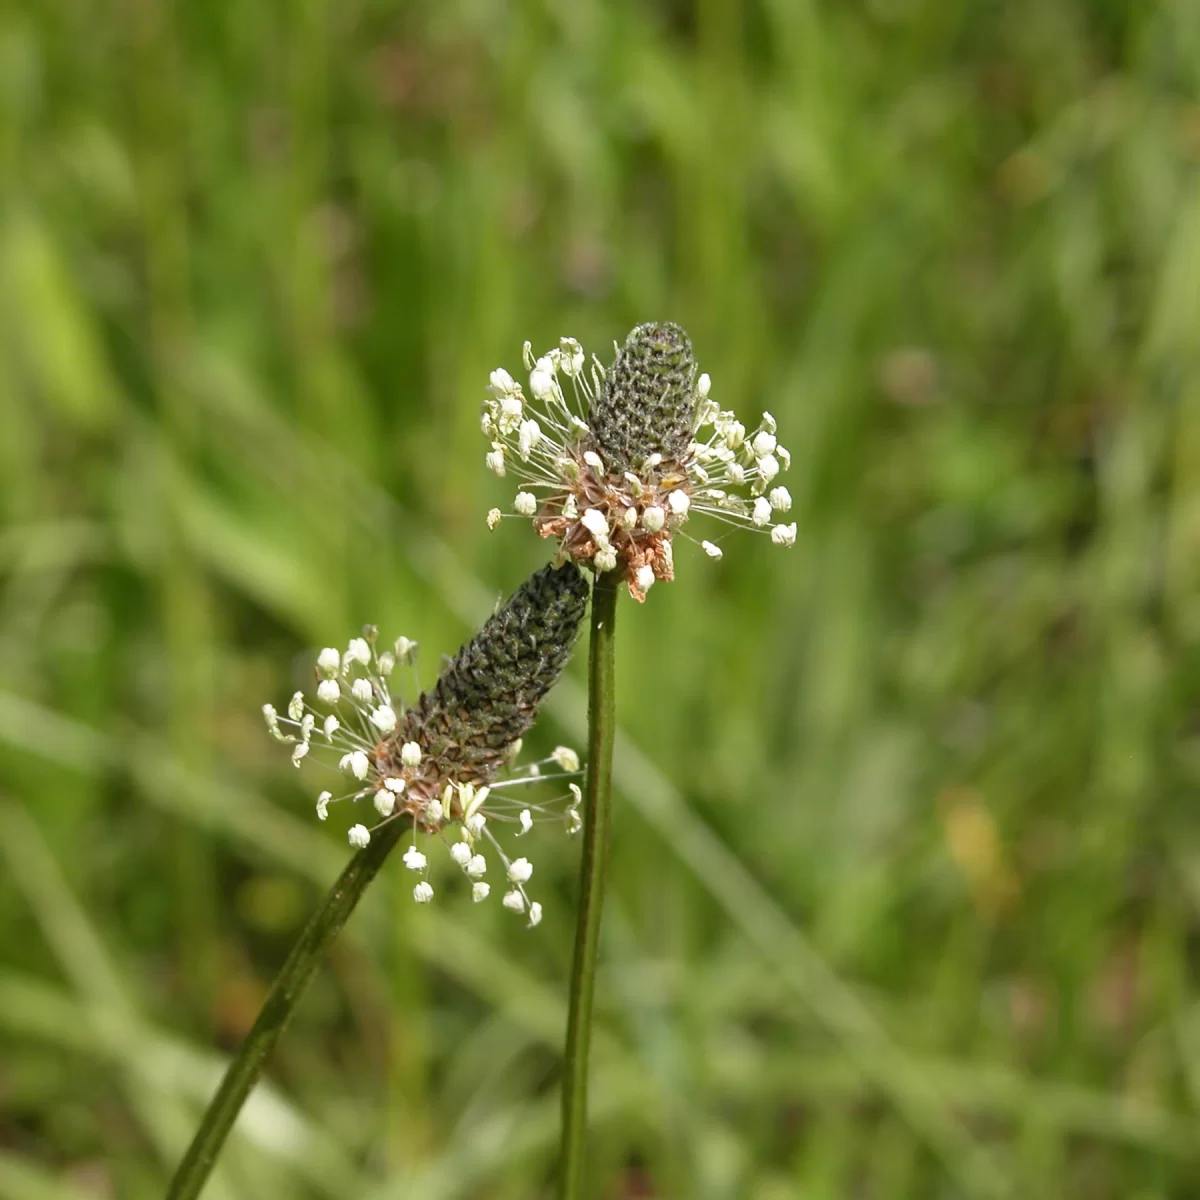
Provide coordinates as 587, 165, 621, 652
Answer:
2, 1, 1199, 1196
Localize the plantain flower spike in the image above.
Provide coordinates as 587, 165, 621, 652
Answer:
263, 562, 589, 926
481, 323, 795, 601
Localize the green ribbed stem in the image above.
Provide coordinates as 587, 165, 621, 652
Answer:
168, 562, 588, 1200
559, 570, 619, 1199
166, 819, 405, 1200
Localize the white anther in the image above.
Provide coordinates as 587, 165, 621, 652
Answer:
642, 505, 666, 532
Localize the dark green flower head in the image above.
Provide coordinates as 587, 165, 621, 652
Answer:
586, 322, 697, 473
408, 560, 589, 773
481, 326, 795, 603
264, 561, 588, 920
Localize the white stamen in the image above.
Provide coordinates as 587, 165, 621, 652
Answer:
348, 824, 371, 848
518, 419, 542, 459
340, 750, 370, 780
752, 430, 777, 457
529, 365, 555, 400
403, 845, 427, 871
720, 420, 745, 449
458, 783, 479, 821
560, 338, 584, 376
369, 705, 397, 732
566, 784, 582, 834
552, 746, 580, 772
581, 508, 609, 541
642, 505, 666, 533
507, 857, 533, 884
489, 367, 515, 394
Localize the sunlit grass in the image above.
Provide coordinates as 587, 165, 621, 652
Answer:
2, 1, 1200, 1196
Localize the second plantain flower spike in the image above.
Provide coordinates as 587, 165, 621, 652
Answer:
482, 322, 795, 601
263, 562, 589, 925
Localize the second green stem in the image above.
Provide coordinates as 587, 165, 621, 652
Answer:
559, 569, 619, 1199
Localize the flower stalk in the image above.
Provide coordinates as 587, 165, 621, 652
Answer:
168, 563, 588, 1199
559, 568, 620, 1198
166, 820, 405, 1200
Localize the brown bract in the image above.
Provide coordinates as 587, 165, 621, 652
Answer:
533, 448, 691, 602
368, 733, 468, 832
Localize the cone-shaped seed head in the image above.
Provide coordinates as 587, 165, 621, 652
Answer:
406, 562, 588, 773
588, 322, 697, 472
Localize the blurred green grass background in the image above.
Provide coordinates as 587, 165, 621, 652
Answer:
2, 0, 1200, 1196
